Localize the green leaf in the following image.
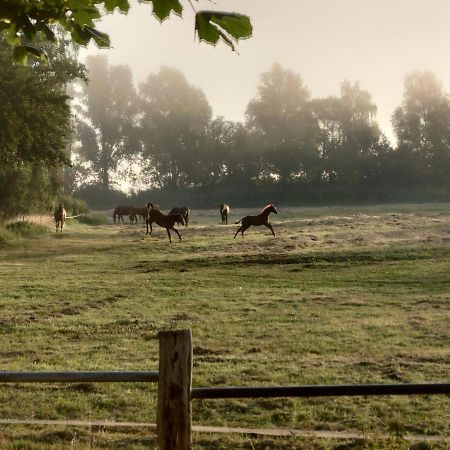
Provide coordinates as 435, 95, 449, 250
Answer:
151, 0, 183, 21
104, 0, 130, 13
84, 26, 111, 48
71, 5, 101, 27
195, 11, 252, 51
13, 45, 48, 64
36, 22, 56, 42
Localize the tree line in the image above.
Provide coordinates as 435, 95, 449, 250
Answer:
74, 57, 450, 207
2, 36, 450, 219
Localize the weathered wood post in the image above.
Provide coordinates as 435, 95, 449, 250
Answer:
157, 329, 192, 450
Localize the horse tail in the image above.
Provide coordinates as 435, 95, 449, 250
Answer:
235, 218, 242, 224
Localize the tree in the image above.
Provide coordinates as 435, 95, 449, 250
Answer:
0, 0, 252, 63
312, 81, 386, 185
393, 71, 450, 185
246, 63, 321, 184
139, 66, 212, 188
0, 35, 84, 219
77, 55, 139, 190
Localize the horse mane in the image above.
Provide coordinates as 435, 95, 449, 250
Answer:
261, 204, 274, 214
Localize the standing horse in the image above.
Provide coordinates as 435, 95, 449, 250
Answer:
113, 206, 136, 224
146, 204, 185, 242
168, 207, 190, 227
54, 202, 66, 233
220, 203, 230, 225
234, 204, 278, 238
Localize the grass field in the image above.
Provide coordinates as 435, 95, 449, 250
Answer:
0, 204, 449, 449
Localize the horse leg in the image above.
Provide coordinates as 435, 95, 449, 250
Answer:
234, 226, 242, 238
171, 226, 182, 241
165, 228, 172, 243
264, 223, 276, 237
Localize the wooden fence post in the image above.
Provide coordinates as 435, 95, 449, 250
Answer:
157, 329, 192, 450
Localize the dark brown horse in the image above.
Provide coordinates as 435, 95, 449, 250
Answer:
113, 206, 136, 224
134, 207, 148, 222
220, 203, 230, 225
54, 202, 66, 233
146, 203, 184, 242
234, 204, 278, 238
168, 207, 190, 227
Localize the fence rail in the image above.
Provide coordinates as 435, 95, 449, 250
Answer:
1, 330, 449, 450
191, 383, 450, 399
0, 371, 159, 383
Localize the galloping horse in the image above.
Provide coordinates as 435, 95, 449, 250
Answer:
113, 206, 136, 224
145, 203, 185, 242
220, 203, 230, 225
168, 207, 190, 227
234, 204, 278, 238
54, 202, 66, 233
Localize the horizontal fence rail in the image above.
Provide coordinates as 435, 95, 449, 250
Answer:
192, 383, 450, 399
0, 371, 159, 383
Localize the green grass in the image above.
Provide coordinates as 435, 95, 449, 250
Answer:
0, 203, 449, 449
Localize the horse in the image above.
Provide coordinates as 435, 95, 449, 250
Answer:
220, 203, 230, 225
168, 207, 190, 227
113, 206, 136, 224
54, 202, 66, 233
145, 203, 185, 242
134, 207, 148, 222
234, 204, 278, 238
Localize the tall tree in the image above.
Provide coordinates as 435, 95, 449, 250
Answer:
312, 81, 387, 185
246, 63, 320, 184
393, 71, 450, 184
78, 55, 139, 190
139, 66, 212, 188
0, 34, 84, 219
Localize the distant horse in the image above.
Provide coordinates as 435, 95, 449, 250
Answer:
220, 203, 230, 225
134, 207, 148, 222
168, 207, 190, 227
146, 203, 185, 242
54, 202, 66, 233
234, 204, 278, 238
113, 206, 136, 224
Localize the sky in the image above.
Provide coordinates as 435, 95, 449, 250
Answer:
82, 0, 450, 143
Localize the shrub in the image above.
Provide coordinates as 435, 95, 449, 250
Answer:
60, 195, 89, 216
6, 221, 48, 236
75, 213, 109, 226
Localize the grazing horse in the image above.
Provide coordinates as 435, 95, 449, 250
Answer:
134, 207, 148, 222
113, 206, 136, 224
54, 202, 66, 233
145, 203, 184, 242
220, 203, 230, 225
234, 204, 278, 238
168, 207, 190, 227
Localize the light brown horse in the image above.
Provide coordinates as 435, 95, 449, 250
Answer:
113, 206, 136, 224
220, 203, 230, 225
234, 204, 278, 238
54, 202, 66, 233
145, 203, 185, 242
168, 206, 190, 227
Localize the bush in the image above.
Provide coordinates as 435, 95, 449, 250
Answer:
0, 227, 17, 245
60, 195, 89, 216
6, 221, 48, 236
75, 213, 109, 226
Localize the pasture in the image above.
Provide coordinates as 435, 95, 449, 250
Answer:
0, 204, 449, 449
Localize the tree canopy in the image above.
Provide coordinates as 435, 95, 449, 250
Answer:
0, 0, 253, 63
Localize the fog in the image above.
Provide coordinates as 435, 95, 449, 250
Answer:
82, 0, 450, 142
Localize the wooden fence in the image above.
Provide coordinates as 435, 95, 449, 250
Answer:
1, 329, 450, 449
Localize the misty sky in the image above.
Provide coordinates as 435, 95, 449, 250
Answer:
83, 0, 450, 142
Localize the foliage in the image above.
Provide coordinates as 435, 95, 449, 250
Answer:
60, 194, 89, 215
0, 35, 84, 220
75, 213, 109, 225
76, 55, 139, 190
0, 0, 252, 63
139, 66, 212, 188
393, 71, 450, 185
6, 220, 48, 236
